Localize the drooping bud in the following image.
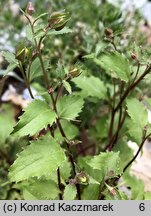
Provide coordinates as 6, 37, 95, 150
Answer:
131, 52, 137, 60
105, 28, 113, 36
48, 11, 70, 31
48, 87, 54, 95
26, 2, 35, 16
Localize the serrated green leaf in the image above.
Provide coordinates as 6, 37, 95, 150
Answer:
63, 184, 77, 200
35, 27, 72, 39
57, 95, 84, 120
126, 98, 148, 128
2, 51, 18, 76
63, 80, 72, 94
9, 135, 66, 182
95, 52, 130, 82
12, 100, 57, 136
73, 76, 106, 99
81, 184, 100, 200
47, 27, 72, 36
2, 51, 17, 64
87, 152, 121, 180
78, 156, 104, 182
2, 63, 18, 76
21, 178, 59, 200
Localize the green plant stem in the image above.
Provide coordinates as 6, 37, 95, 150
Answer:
19, 62, 34, 99
123, 131, 151, 173
29, 21, 81, 199
55, 82, 64, 105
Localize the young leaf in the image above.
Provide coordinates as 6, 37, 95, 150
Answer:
72, 76, 106, 99
57, 95, 84, 120
63, 80, 72, 94
9, 135, 66, 182
94, 52, 130, 82
87, 152, 121, 178
12, 100, 57, 136
126, 98, 148, 128
63, 184, 77, 200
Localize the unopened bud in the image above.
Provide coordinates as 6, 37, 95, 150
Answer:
69, 67, 81, 78
48, 87, 54, 94
76, 171, 89, 184
48, 11, 70, 31
131, 52, 137, 60
109, 188, 117, 196
105, 28, 113, 36
15, 42, 32, 62
26, 2, 35, 16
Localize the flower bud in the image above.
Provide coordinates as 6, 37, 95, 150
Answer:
105, 28, 113, 36
26, 2, 35, 16
15, 42, 32, 62
131, 52, 137, 60
48, 87, 54, 94
48, 11, 70, 31
76, 171, 89, 184
69, 67, 81, 78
